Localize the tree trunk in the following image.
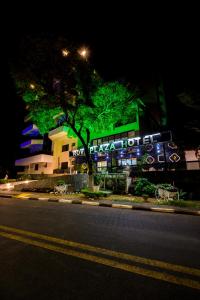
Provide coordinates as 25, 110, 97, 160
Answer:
69, 124, 94, 189
84, 147, 94, 188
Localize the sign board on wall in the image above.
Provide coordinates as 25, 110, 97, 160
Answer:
71, 131, 172, 157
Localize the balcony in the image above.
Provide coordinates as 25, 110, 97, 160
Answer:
20, 139, 43, 149
15, 154, 53, 166
48, 126, 69, 140
22, 124, 39, 136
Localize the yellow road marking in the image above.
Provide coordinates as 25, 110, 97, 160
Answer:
15, 193, 32, 199
0, 231, 199, 290
0, 225, 199, 278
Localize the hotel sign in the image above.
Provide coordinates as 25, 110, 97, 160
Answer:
71, 131, 172, 157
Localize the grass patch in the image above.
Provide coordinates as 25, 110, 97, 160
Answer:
81, 189, 112, 198
110, 196, 145, 203
153, 199, 200, 209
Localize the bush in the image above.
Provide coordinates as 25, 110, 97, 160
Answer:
56, 179, 66, 186
134, 178, 156, 196
93, 174, 102, 185
0, 179, 8, 184
7, 179, 16, 182
18, 174, 32, 181
156, 183, 177, 192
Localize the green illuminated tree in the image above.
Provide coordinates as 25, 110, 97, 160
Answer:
11, 35, 143, 186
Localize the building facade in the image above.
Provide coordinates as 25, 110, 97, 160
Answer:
15, 116, 200, 176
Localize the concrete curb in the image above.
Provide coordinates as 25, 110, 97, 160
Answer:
0, 193, 199, 216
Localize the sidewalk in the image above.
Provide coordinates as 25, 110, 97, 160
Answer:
0, 190, 199, 216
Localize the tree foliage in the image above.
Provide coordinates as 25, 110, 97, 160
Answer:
11, 34, 143, 177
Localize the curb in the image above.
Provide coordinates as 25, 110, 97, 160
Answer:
0, 194, 199, 216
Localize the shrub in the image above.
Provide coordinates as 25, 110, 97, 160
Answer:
93, 174, 102, 186
157, 183, 177, 192
81, 188, 112, 198
8, 179, 16, 182
19, 174, 32, 181
134, 178, 156, 196
0, 179, 8, 184
56, 179, 66, 186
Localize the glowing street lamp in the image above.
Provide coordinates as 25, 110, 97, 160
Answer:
62, 49, 69, 57
30, 83, 35, 89
78, 47, 89, 59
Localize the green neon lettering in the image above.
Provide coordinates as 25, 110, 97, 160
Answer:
127, 139, 134, 147
134, 137, 141, 145
99, 145, 104, 152
109, 143, 116, 151
93, 146, 98, 152
121, 140, 128, 148
104, 143, 109, 151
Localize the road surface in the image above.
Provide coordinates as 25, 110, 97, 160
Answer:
0, 197, 199, 299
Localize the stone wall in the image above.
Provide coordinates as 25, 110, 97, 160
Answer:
14, 174, 88, 192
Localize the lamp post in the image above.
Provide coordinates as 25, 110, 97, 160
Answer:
62, 47, 89, 60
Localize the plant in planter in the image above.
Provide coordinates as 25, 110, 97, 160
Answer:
157, 183, 177, 192
56, 179, 66, 186
156, 183, 179, 200
93, 175, 102, 192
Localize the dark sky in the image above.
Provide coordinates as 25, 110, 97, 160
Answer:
1, 8, 200, 175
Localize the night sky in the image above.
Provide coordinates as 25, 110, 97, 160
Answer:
1, 8, 199, 176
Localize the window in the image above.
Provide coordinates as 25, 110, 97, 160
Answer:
35, 164, 39, 170
62, 144, 69, 152
71, 142, 76, 150
97, 161, 107, 168
102, 137, 108, 143
118, 158, 137, 166
97, 138, 102, 145
61, 162, 68, 169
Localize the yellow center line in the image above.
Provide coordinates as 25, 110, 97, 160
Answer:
0, 231, 199, 290
15, 193, 32, 199
0, 224, 199, 278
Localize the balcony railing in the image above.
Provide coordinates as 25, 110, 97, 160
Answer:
53, 168, 70, 174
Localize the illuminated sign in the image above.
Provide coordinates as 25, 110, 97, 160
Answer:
71, 131, 172, 157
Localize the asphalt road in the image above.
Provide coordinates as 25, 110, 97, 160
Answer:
0, 197, 199, 300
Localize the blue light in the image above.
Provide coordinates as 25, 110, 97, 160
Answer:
20, 140, 31, 148
22, 124, 39, 136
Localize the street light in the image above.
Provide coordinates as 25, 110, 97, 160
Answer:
78, 47, 89, 59
62, 49, 69, 57
30, 83, 35, 89
62, 47, 89, 60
